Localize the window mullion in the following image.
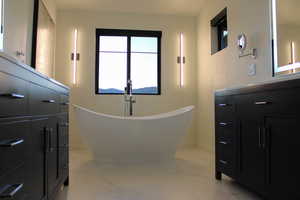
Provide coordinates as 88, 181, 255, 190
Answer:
126, 36, 131, 94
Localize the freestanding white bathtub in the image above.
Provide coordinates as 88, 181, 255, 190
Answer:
73, 105, 194, 163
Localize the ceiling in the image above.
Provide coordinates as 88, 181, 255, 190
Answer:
278, 0, 300, 26
56, 0, 205, 16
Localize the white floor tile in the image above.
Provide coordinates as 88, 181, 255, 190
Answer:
55, 148, 262, 200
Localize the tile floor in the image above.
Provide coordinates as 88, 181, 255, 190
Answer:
56, 148, 261, 200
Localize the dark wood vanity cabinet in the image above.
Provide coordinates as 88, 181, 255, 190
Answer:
0, 56, 69, 200
215, 79, 300, 199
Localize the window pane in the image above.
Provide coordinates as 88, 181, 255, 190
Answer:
131, 53, 158, 94
131, 37, 157, 53
99, 52, 127, 94
100, 36, 127, 52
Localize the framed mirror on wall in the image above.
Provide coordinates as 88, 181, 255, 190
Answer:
272, 0, 300, 76
31, 0, 56, 78
0, 0, 35, 65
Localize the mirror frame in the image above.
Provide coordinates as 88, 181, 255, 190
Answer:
31, 0, 39, 69
271, 0, 278, 76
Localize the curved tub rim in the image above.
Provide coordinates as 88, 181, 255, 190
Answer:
72, 104, 195, 120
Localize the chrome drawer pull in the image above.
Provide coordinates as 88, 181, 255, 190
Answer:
219, 122, 229, 126
219, 141, 227, 145
218, 103, 229, 107
0, 183, 23, 198
254, 101, 270, 105
219, 160, 228, 165
42, 100, 56, 103
0, 139, 24, 147
0, 93, 25, 99
61, 102, 69, 106
60, 123, 69, 127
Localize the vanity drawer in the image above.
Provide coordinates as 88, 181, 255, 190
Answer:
215, 121, 236, 142
236, 89, 300, 116
216, 146, 236, 178
0, 120, 29, 177
60, 95, 69, 113
215, 96, 235, 119
0, 72, 28, 118
216, 134, 234, 147
29, 84, 60, 115
216, 158, 235, 178
0, 165, 27, 200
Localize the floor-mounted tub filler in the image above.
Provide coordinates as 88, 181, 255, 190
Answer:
73, 105, 194, 163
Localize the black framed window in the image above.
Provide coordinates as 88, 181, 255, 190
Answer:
95, 29, 162, 95
211, 8, 228, 54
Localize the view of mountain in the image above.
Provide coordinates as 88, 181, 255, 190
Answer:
133, 87, 158, 94
100, 88, 123, 94
100, 87, 157, 94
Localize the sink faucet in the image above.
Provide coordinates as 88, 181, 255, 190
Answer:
124, 80, 136, 116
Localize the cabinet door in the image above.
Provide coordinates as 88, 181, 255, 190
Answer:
27, 118, 48, 200
46, 117, 59, 197
266, 116, 300, 199
239, 117, 266, 194
237, 95, 266, 195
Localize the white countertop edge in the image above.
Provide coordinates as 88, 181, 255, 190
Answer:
0, 51, 70, 90
215, 73, 300, 93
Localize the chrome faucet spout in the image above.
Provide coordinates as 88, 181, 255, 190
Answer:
124, 80, 136, 116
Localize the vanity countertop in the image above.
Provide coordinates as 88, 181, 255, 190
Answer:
215, 74, 300, 96
0, 51, 69, 91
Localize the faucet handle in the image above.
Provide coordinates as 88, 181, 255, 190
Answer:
131, 96, 136, 103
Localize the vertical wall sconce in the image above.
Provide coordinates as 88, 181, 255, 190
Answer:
291, 41, 296, 73
177, 33, 185, 88
272, 0, 278, 71
291, 41, 296, 64
71, 29, 79, 85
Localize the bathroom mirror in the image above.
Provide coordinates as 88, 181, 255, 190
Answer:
1, 0, 35, 65
272, 0, 300, 76
31, 0, 56, 78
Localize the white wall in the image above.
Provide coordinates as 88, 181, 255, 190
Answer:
55, 11, 198, 150
196, 0, 274, 152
